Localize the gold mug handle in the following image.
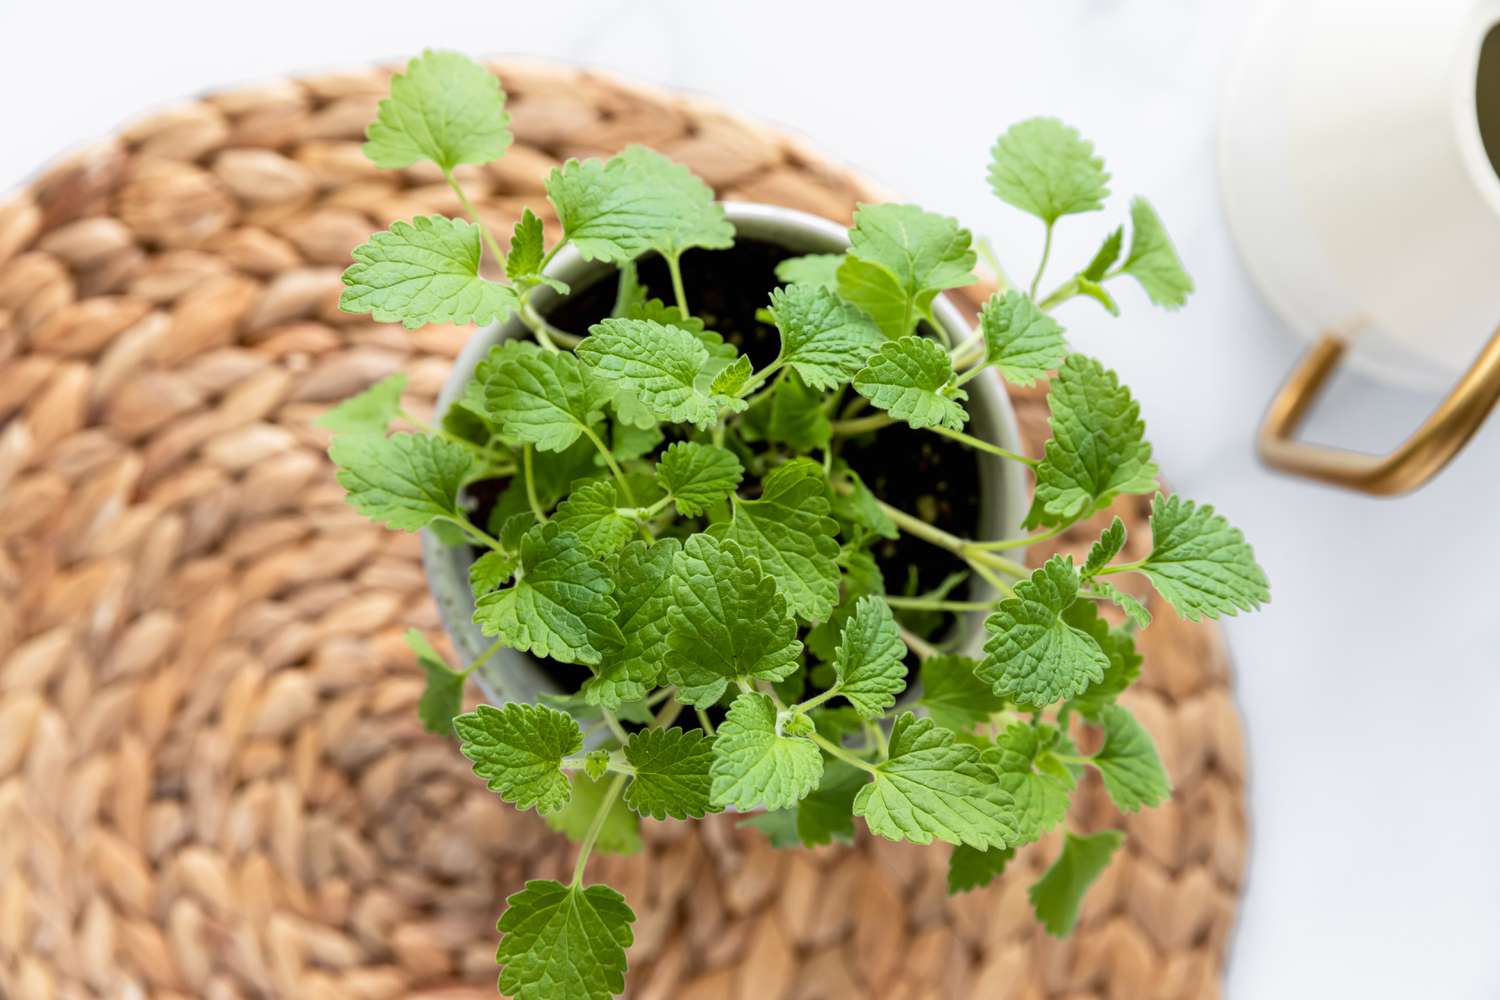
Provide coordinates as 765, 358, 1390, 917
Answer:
1258, 327, 1500, 495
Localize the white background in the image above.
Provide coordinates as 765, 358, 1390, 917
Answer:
4, 2, 1499, 997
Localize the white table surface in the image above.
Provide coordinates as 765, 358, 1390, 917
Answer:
4, 2, 1498, 997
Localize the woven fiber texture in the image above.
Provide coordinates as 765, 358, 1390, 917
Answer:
0, 61, 1249, 1000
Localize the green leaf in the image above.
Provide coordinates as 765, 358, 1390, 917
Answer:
710, 692, 823, 811
654, 441, 744, 517
1139, 493, 1269, 621
918, 655, 1005, 732
665, 534, 803, 707
795, 760, 867, 846
854, 713, 1019, 850
583, 750, 610, 782
363, 50, 511, 171
989, 724, 1072, 845
575, 317, 740, 429
1062, 600, 1143, 717
774, 253, 843, 290
316, 373, 407, 437
496, 879, 634, 1000
770, 283, 885, 390
453, 703, 582, 813
583, 538, 680, 709
405, 629, 465, 735
1122, 197, 1194, 309
542, 772, 641, 855
624, 298, 739, 367
835, 255, 911, 340
469, 550, 519, 597
947, 844, 1014, 895
1082, 517, 1127, 577
483, 342, 612, 453
1090, 580, 1152, 630
709, 354, 753, 395
829, 466, 898, 540
831, 596, 908, 719
707, 458, 841, 622
553, 480, 635, 558
331, 432, 471, 532
615, 145, 734, 260
737, 809, 801, 848
340, 216, 519, 329
845, 203, 976, 332
853, 336, 967, 431
473, 522, 623, 666
987, 118, 1110, 224
1029, 830, 1125, 936
505, 208, 563, 291
1082, 227, 1123, 281
1027, 354, 1157, 528
979, 556, 1109, 707
623, 726, 720, 820
767, 371, 832, 451
1092, 704, 1172, 812
979, 291, 1068, 387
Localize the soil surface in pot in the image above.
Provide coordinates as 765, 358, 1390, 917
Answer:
468, 239, 985, 722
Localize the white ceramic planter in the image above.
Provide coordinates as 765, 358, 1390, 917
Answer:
421, 202, 1028, 712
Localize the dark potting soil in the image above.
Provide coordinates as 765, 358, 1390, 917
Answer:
467, 239, 984, 717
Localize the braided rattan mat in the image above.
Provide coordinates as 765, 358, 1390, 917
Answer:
0, 61, 1249, 1000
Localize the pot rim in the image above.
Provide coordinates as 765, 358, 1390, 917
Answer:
421, 201, 1028, 721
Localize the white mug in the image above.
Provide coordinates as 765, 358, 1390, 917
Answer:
1220, 0, 1500, 492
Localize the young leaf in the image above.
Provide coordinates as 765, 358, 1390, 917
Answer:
665, 534, 803, 706
496, 880, 634, 1000
583, 538, 680, 709
623, 726, 719, 820
316, 373, 407, 437
584, 750, 610, 782
767, 371, 832, 452
453, 703, 582, 813
1090, 580, 1152, 629
1092, 704, 1172, 812
1082, 226, 1124, 281
709, 354, 753, 395
654, 441, 744, 517
575, 317, 734, 429
989, 724, 1072, 845
340, 216, 519, 329
1139, 493, 1269, 621
1122, 197, 1194, 309
405, 629, 465, 735
979, 556, 1109, 707
836, 255, 912, 340
553, 480, 635, 558
505, 208, 565, 292
770, 283, 885, 390
469, 549, 519, 597
831, 595, 908, 719
544, 772, 640, 854
330, 432, 471, 532
947, 845, 1015, 895
1082, 516, 1127, 577
774, 253, 842, 290
1029, 830, 1125, 936
853, 336, 968, 431
845, 203, 977, 332
918, 654, 1006, 732
710, 692, 823, 811
473, 522, 623, 665
1061, 600, 1142, 718
1027, 354, 1157, 528
482, 343, 612, 452
987, 118, 1110, 224
854, 713, 1020, 850
363, 50, 512, 171
707, 458, 841, 621
979, 290, 1068, 387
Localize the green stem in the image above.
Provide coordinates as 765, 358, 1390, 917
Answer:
883, 595, 996, 613
445, 170, 507, 266
666, 253, 691, 317
643, 688, 674, 709
1096, 559, 1146, 577
397, 409, 517, 470
459, 636, 510, 678
522, 446, 549, 522
829, 412, 894, 437
930, 425, 1038, 467
794, 686, 842, 714
736, 358, 786, 399
1030, 221, 1054, 299
517, 298, 563, 353
601, 710, 630, 745
571, 772, 627, 887
977, 236, 1013, 293
970, 523, 1068, 551
1037, 277, 1079, 312
651, 697, 685, 730
966, 559, 1017, 598
695, 707, 716, 736
810, 731, 880, 775
445, 513, 507, 554
865, 719, 890, 759
580, 424, 638, 506
873, 498, 1030, 578
898, 625, 942, 660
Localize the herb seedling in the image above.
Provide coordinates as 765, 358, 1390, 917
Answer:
325, 51, 1269, 1000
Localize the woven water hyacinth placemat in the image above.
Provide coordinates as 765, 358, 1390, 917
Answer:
0, 61, 1249, 1000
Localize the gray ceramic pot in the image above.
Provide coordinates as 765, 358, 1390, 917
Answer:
421, 202, 1028, 711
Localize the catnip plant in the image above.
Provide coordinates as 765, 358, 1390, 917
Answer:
323, 50, 1269, 1000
